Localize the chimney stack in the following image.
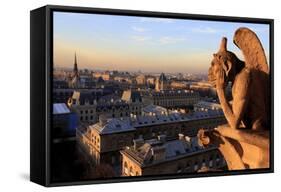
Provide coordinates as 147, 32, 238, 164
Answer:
133, 138, 144, 150
178, 133, 185, 141
99, 114, 108, 126
152, 146, 166, 162
158, 134, 166, 143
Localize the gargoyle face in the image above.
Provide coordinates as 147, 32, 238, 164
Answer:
208, 52, 230, 87
208, 37, 235, 88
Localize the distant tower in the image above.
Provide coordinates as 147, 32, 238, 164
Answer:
69, 52, 80, 88
155, 73, 168, 91
73, 52, 79, 77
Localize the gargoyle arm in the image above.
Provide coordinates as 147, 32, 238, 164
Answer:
217, 69, 250, 129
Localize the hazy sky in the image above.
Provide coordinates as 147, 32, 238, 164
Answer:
53, 11, 270, 74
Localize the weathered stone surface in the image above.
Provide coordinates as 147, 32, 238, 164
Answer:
202, 27, 270, 170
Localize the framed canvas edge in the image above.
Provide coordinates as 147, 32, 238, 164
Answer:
35, 4, 274, 187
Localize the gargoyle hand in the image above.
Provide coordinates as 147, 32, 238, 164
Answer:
216, 68, 226, 90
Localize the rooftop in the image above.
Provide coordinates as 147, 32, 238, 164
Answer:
151, 89, 199, 96
121, 90, 142, 103
133, 110, 224, 128
70, 90, 103, 105
122, 135, 216, 166
142, 104, 168, 115
194, 101, 221, 109
159, 73, 167, 82
90, 118, 135, 134
89, 110, 224, 134
53, 103, 71, 114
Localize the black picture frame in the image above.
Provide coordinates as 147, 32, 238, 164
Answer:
30, 4, 274, 187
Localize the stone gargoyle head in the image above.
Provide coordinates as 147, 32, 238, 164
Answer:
208, 37, 244, 88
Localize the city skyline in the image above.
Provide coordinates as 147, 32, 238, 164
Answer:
53, 11, 270, 74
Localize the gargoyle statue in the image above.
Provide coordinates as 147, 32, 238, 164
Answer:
200, 27, 270, 170
208, 27, 269, 131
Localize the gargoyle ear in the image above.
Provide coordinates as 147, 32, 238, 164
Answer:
219, 37, 227, 52
223, 60, 232, 76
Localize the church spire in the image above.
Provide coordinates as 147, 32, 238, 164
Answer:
73, 52, 78, 75
74, 52, 77, 65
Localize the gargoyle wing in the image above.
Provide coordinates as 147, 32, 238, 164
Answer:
233, 27, 269, 74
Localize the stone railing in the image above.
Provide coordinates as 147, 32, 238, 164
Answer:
198, 126, 270, 170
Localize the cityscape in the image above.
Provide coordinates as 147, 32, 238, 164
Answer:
52, 55, 227, 181
51, 12, 270, 182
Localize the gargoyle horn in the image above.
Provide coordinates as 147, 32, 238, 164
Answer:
219, 37, 227, 52
233, 27, 269, 74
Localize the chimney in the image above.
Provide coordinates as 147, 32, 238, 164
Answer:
157, 134, 166, 143
185, 135, 191, 143
152, 146, 166, 162
185, 136, 192, 148
99, 114, 108, 127
178, 133, 185, 141
133, 138, 144, 150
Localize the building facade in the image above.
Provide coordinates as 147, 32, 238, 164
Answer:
143, 90, 200, 109
77, 110, 226, 167
53, 103, 78, 140
155, 73, 169, 91
92, 71, 111, 81
77, 118, 135, 166
68, 90, 131, 124
135, 74, 146, 85
121, 135, 226, 176
121, 90, 143, 116
194, 101, 222, 112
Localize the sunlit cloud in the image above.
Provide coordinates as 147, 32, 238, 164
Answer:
131, 35, 151, 42
139, 17, 174, 23
159, 36, 186, 44
191, 26, 224, 34
53, 12, 270, 74
132, 26, 149, 32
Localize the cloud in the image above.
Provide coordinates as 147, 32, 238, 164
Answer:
159, 36, 186, 44
131, 35, 151, 42
139, 17, 174, 23
191, 27, 223, 34
132, 26, 149, 32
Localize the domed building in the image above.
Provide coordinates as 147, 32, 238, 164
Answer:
155, 72, 169, 91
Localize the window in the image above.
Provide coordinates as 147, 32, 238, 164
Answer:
124, 162, 128, 174
129, 166, 133, 175
186, 162, 190, 169
202, 158, 206, 167
111, 156, 116, 164
177, 165, 183, 173
216, 161, 220, 167
209, 160, 213, 167
194, 161, 198, 171
175, 150, 181, 156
